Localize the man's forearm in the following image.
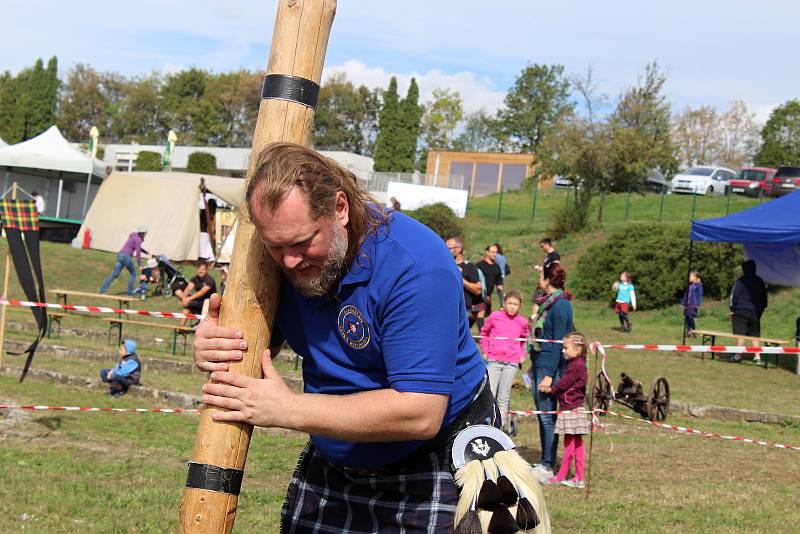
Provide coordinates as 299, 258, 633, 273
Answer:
464, 280, 481, 295
286, 389, 448, 442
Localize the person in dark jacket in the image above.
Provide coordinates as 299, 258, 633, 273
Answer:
543, 331, 591, 488
682, 271, 704, 336
730, 260, 768, 361
100, 339, 141, 396
530, 263, 574, 481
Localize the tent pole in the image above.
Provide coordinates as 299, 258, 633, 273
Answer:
55, 173, 63, 218
682, 239, 694, 345
82, 167, 93, 217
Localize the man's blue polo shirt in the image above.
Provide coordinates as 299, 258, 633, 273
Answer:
272, 211, 486, 468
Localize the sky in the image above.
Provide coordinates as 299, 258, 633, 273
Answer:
2, 0, 798, 123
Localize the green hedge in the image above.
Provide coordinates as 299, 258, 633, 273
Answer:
135, 151, 162, 171
405, 202, 462, 240
187, 151, 217, 175
572, 224, 742, 310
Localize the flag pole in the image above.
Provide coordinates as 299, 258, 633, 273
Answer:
82, 126, 99, 217
178, 1, 336, 532
0, 182, 18, 370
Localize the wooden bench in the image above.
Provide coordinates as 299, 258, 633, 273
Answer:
692, 329, 790, 369
101, 317, 196, 355
6, 307, 67, 338
49, 289, 137, 318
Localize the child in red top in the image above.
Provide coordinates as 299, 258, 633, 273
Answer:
479, 290, 530, 431
542, 331, 590, 488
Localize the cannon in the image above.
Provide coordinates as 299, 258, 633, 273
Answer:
590, 371, 670, 422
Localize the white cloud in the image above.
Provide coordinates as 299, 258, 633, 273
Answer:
323, 60, 506, 115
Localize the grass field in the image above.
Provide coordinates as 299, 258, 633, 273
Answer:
1, 191, 799, 532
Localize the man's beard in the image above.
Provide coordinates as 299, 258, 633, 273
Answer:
283, 224, 348, 297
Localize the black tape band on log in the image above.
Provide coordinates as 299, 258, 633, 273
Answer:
261, 74, 320, 109
185, 462, 244, 495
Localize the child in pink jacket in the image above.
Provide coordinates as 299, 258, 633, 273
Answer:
479, 290, 530, 431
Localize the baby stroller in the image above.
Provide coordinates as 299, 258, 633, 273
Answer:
153, 254, 188, 298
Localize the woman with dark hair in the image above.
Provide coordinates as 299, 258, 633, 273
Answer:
529, 263, 574, 481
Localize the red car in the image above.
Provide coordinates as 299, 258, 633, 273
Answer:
729, 166, 777, 197
771, 166, 800, 196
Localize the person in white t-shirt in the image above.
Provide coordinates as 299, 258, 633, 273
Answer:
32, 191, 45, 214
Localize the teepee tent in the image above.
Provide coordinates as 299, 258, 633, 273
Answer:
77, 171, 244, 261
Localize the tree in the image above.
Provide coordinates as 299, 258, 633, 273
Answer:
718, 100, 760, 169
187, 151, 217, 174
373, 76, 401, 171
454, 110, 501, 152
673, 100, 760, 169
417, 88, 464, 170
755, 99, 800, 167
205, 69, 261, 147
495, 63, 573, 153
313, 72, 380, 155
396, 77, 422, 172
672, 105, 721, 167
57, 64, 112, 141
111, 75, 164, 143
0, 70, 27, 143
25, 57, 59, 138
160, 68, 222, 145
0, 57, 59, 143
608, 61, 677, 187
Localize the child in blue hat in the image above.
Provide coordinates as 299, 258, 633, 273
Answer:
99, 339, 141, 396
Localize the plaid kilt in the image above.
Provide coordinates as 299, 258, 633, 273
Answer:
280, 442, 457, 533
554, 409, 590, 435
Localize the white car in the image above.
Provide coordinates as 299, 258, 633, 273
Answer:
670, 166, 737, 195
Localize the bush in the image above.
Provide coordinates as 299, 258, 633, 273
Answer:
572, 224, 742, 310
135, 151, 162, 171
405, 202, 462, 239
187, 151, 217, 175
548, 192, 591, 239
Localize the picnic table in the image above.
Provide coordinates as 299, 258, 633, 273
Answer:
101, 317, 195, 355
48, 289, 137, 318
692, 329, 791, 369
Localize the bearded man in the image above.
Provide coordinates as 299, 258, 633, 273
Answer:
193, 143, 495, 533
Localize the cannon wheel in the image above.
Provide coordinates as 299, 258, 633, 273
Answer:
646, 377, 670, 422
590, 372, 612, 415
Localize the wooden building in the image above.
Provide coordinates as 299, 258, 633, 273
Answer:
424, 150, 536, 196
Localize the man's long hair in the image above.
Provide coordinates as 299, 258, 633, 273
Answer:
246, 142, 389, 271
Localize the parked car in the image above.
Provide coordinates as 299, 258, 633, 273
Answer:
669, 166, 736, 195
770, 166, 800, 196
729, 166, 776, 197
643, 169, 669, 194
553, 175, 573, 188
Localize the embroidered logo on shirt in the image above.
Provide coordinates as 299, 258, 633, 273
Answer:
337, 304, 371, 349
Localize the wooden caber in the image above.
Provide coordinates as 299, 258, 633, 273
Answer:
178, 1, 337, 532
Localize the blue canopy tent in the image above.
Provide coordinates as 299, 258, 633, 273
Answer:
688, 190, 800, 346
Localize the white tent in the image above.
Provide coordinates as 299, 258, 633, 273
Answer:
0, 126, 107, 219
0, 126, 105, 177
0, 137, 7, 147
76, 171, 245, 261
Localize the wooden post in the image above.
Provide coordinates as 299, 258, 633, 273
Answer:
0, 182, 17, 370
178, 1, 336, 532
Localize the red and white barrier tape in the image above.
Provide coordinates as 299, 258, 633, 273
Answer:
0, 299, 204, 321
2, 404, 796, 451
595, 407, 800, 451
508, 408, 800, 451
2, 299, 798, 354
602, 343, 800, 354
0, 404, 199, 413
